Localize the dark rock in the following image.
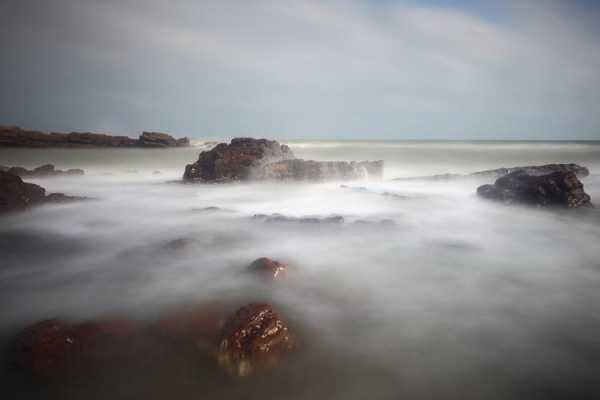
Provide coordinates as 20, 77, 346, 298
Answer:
0, 125, 187, 148
247, 257, 290, 281
176, 137, 190, 147
477, 170, 592, 208
44, 193, 90, 204
252, 213, 344, 224
12, 317, 140, 378
256, 159, 383, 181
395, 163, 589, 181
0, 171, 46, 213
6, 164, 85, 178
184, 138, 295, 182
217, 303, 296, 377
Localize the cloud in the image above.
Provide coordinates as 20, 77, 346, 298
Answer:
1, 0, 599, 138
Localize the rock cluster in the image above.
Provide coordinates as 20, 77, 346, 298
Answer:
477, 170, 592, 208
0, 171, 88, 214
183, 137, 383, 182
0, 126, 189, 148
0, 164, 84, 178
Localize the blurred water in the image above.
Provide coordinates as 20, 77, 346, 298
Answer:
1, 141, 600, 399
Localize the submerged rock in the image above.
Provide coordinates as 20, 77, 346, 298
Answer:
477, 170, 592, 208
395, 163, 589, 181
156, 304, 228, 348
217, 303, 296, 377
12, 318, 140, 378
44, 193, 91, 204
183, 137, 383, 182
247, 257, 290, 281
0, 171, 46, 213
252, 213, 344, 224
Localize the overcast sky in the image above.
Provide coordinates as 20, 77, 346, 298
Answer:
1, 0, 599, 139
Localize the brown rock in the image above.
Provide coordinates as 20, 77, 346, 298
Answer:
12, 317, 140, 378
5, 164, 85, 178
0, 171, 46, 213
477, 170, 593, 208
138, 131, 177, 147
217, 303, 296, 377
247, 257, 290, 281
183, 138, 295, 181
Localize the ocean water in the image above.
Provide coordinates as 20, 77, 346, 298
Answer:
1, 141, 600, 399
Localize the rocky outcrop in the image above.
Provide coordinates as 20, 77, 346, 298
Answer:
394, 163, 589, 181
183, 137, 383, 182
12, 318, 140, 378
0, 171, 88, 214
0, 171, 46, 213
3, 164, 84, 178
184, 138, 295, 181
0, 125, 189, 148
477, 170, 592, 208
216, 303, 296, 377
247, 257, 290, 281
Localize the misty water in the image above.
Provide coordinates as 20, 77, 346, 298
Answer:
1, 141, 600, 399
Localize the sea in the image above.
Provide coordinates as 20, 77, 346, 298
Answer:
1, 140, 600, 399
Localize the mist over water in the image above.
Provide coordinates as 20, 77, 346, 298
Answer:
1, 141, 600, 399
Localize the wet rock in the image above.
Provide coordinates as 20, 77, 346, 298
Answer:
252, 213, 344, 224
217, 303, 296, 377
256, 159, 383, 181
247, 257, 290, 281
477, 170, 592, 208
12, 317, 140, 378
183, 138, 295, 182
176, 137, 191, 147
0, 171, 46, 213
0, 125, 187, 148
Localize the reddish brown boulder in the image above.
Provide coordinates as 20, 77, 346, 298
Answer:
0, 171, 46, 213
247, 257, 290, 281
217, 303, 297, 377
12, 317, 140, 378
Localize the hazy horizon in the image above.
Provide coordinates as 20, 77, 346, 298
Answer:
2, 0, 599, 140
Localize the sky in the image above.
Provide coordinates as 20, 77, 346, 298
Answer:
1, 0, 599, 140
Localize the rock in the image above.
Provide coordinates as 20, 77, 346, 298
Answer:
163, 237, 194, 250
256, 159, 383, 181
12, 317, 140, 378
0, 171, 46, 213
394, 163, 589, 181
183, 137, 383, 182
183, 138, 295, 182
44, 193, 90, 204
247, 257, 290, 281
5, 164, 85, 178
217, 303, 296, 377
176, 137, 190, 147
0, 125, 187, 148
138, 131, 177, 148
252, 213, 344, 224
477, 170, 592, 208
